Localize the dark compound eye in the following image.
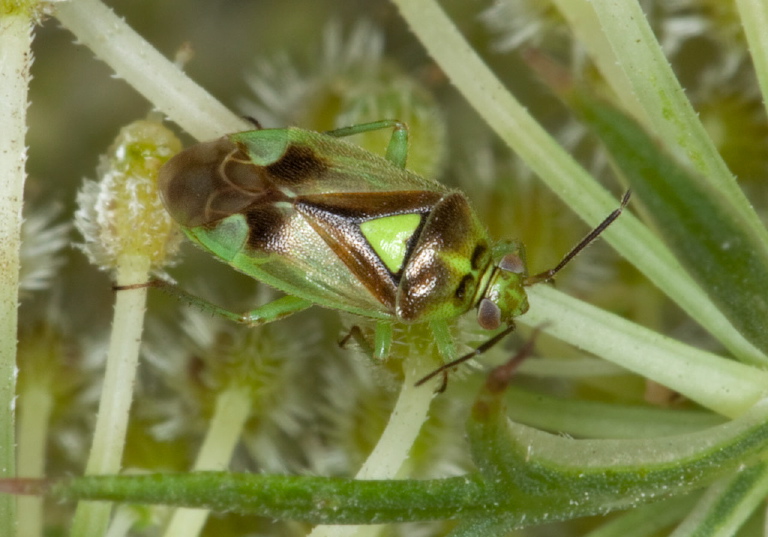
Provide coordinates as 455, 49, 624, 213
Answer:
455, 274, 474, 300
477, 298, 502, 330
499, 253, 525, 274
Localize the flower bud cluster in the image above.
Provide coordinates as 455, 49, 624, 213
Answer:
75, 120, 182, 274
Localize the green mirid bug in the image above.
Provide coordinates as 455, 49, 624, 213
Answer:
156, 120, 627, 385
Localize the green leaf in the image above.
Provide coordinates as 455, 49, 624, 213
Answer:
505, 387, 724, 439
669, 461, 768, 537
583, 495, 698, 537
466, 362, 768, 531
571, 92, 768, 355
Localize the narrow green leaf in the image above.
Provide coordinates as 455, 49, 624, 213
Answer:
572, 93, 768, 355
584, 495, 699, 537
669, 461, 768, 537
505, 388, 724, 439
468, 362, 768, 528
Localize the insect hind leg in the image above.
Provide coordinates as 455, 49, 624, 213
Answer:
116, 279, 311, 326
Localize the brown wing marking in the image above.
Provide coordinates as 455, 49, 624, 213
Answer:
264, 143, 330, 187
295, 191, 445, 310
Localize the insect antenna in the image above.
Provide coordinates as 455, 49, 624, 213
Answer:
526, 190, 630, 286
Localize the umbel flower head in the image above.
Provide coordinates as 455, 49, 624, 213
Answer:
243, 20, 446, 180
75, 119, 183, 275
19, 206, 70, 293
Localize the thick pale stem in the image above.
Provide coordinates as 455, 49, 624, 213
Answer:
0, 10, 33, 537
70, 254, 151, 537
354, 360, 435, 480
54, 0, 248, 140
523, 286, 768, 418
308, 354, 435, 537
161, 386, 252, 537
104, 506, 142, 537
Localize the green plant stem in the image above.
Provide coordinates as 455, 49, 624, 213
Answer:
0, 8, 33, 537
162, 386, 252, 537
2, 393, 767, 530
391, 0, 764, 364
70, 254, 152, 537
309, 344, 436, 537
25, 395, 768, 528
51, 473, 492, 524
53, 0, 248, 140
17, 385, 53, 537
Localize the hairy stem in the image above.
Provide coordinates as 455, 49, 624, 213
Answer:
0, 8, 34, 537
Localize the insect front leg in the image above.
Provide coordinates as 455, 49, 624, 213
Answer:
373, 321, 393, 360
416, 320, 457, 391
416, 321, 518, 388
324, 120, 409, 169
428, 320, 458, 365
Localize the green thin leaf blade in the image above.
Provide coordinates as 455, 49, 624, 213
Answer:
572, 93, 768, 355
467, 365, 768, 526
669, 461, 768, 537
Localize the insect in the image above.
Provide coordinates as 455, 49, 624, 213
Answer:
155, 120, 628, 386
